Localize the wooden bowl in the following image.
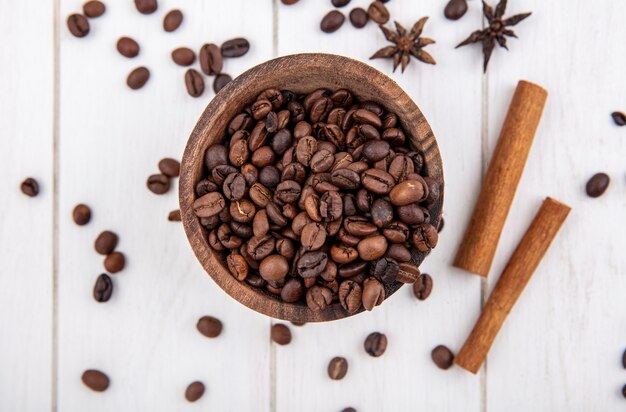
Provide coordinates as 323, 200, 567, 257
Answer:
180, 53, 443, 322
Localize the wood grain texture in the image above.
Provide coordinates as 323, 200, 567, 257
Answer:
455, 197, 571, 373
179, 53, 443, 322
0, 1, 54, 411
454, 80, 547, 277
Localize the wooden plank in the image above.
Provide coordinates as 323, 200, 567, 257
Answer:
0, 1, 54, 411
276, 1, 484, 410
484, 0, 626, 410
57, 0, 273, 410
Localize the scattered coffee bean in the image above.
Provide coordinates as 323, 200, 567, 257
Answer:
321, 10, 345, 33
271, 324, 292, 345
349, 7, 369, 28
147, 173, 170, 194
117, 37, 140, 58
413, 273, 433, 300
72, 204, 91, 225
94, 231, 118, 255
622, 384, 626, 399
364, 332, 387, 357
214, 74, 232, 93
612, 111, 626, 126
197, 316, 222, 338
291, 321, 305, 326
104, 251, 125, 273
221, 38, 250, 58
332, 0, 351, 7
134, 0, 157, 14
622, 348, 626, 369
431, 345, 454, 369
199, 43, 222, 75
328, 356, 348, 380
82, 369, 109, 391
163, 9, 183, 32
127, 66, 150, 90
342, 408, 357, 412
185, 381, 205, 402
93, 273, 113, 302
20, 177, 39, 197
367, 1, 389, 24
444, 0, 468, 20
438, 216, 445, 232
172, 47, 196, 66
67, 14, 89, 38
168, 209, 181, 221
585, 173, 610, 198
185, 69, 205, 98
158, 158, 180, 177
83, 1, 106, 18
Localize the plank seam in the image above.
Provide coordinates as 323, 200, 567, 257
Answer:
480, 11, 489, 412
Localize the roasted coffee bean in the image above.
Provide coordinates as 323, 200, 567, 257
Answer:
251, 146, 276, 168
260, 255, 289, 281
319, 261, 337, 282
328, 357, 348, 380
321, 10, 345, 33
282, 163, 307, 184
612, 111, 626, 126
67, 14, 89, 37
249, 183, 273, 208
196, 315, 222, 338
397, 203, 425, 225
325, 125, 346, 150
193, 192, 226, 218
332, 0, 351, 6
383, 220, 409, 243
331, 168, 360, 190
306, 286, 333, 311
171, 47, 195, 66
135, 0, 157, 14
338, 280, 362, 313
361, 277, 385, 311
199, 43, 222, 75
205, 144, 228, 169
117, 37, 139, 58
444, 0, 468, 20
146, 173, 169, 194
413, 273, 433, 300
412, 223, 438, 252
396, 262, 420, 283
382, 127, 405, 146
81, 370, 109, 392
431, 345, 454, 369
389, 155, 413, 182
266, 201, 288, 226
221, 38, 250, 57
214, 164, 238, 185
585, 173, 610, 197
281, 278, 304, 302
95, 231, 118, 255
265, 112, 279, 133
185, 69, 205, 97
252, 99, 272, 120
163, 9, 183, 32
343, 194, 357, 216
214, 74, 232, 93
281, 0, 300, 5
353, 108, 382, 128
338, 227, 360, 247
367, 1, 389, 24
127, 66, 150, 89
83, 1, 106, 17
93, 273, 113, 302
228, 113, 253, 135
338, 260, 368, 278
364, 332, 387, 357
342, 408, 357, 412
363, 140, 390, 162
167, 209, 181, 222
276, 180, 301, 203
218, 223, 242, 248
208, 229, 224, 251
72, 204, 91, 225
362, 168, 395, 194
227, 253, 249, 281
301, 223, 327, 251
357, 124, 380, 141
104, 251, 125, 273
344, 216, 377, 236
298, 251, 328, 278
330, 244, 358, 264
271, 324, 292, 345
310, 97, 333, 123
371, 198, 393, 228
20, 177, 39, 197
320, 191, 343, 221
185, 381, 205, 402
422, 176, 440, 204
349, 7, 369, 28
296, 136, 317, 166
311, 150, 334, 173
385, 243, 411, 263
390, 180, 426, 205
229, 138, 250, 167
355, 188, 373, 212
241, 164, 258, 186
252, 209, 270, 237
247, 234, 276, 261
158, 158, 180, 177
371, 257, 398, 284
327, 108, 346, 126
230, 200, 255, 223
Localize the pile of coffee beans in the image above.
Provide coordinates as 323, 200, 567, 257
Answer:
315, 0, 390, 33
193, 87, 440, 314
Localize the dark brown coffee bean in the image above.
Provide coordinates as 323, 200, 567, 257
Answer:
241, 164, 258, 186
349, 7, 368, 28
184, 69, 205, 98
298, 251, 328, 278
251, 146, 276, 168
282, 163, 307, 185
146, 173, 169, 194
325, 125, 347, 150
367, 1, 389, 23
217, 223, 242, 248
281, 0, 299, 4
199, 43, 222, 75
330, 244, 358, 264
397, 203, 425, 225
167, 209, 181, 222
163, 9, 183, 32
413, 273, 433, 300
171, 47, 195, 66
230, 199, 256, 223
104, 251, 125, 273
281, 278, 304, 302
328, 356, 348, 380
371, 198, 393, 228
338, 227, 360, 247
271, 324, 292, 345
301, 223, 327, 251
252, 209, 270, 237
249, 183, 272, 208
319, 191, 342, 222
386, 244, 411, 263
353, 108, 383, 128
612, 111, 626, 126
83, 1, 106, 17
93, 273, 113, 302
307, 286, 333, 311
214, 165, 239, 187
342, 408, 357, 412
95, 231, 118, 255
396, 262, 420, 283
363, 140, 390, 163
221, 38, 250, 57
309, 97, 333, 123
213, 73, 232, 93
274, 180, 300, 204
332, 0, 351, 7
362, 168, 395, 194
431, 345, 454, 369
260, 255, 289, 281
389, 180, 426, 205
81, 370, 109, 392
20, 177, 39, 197
266, 202, 288, 227
344, 216, 377, 236
227, 253, 249, 281
116, 37, 140, 58
585, 173, 610, 197
355, 188, 373, 212
444, 0, 468, 20
382, 220, 409, 243
321, 10, 345, 33
362, 277, 384, 310
371, 257, 398, 284
331, 168, 361, 190
205, 144, 228, 169
364, 332, 387, 357
296, 136, 317, 166
247, 234, 276, 261
338, 280, 362, 313
67, 14, 89, 37
196, 315, 222, 338
134, 0, 157, 14
412, 223, 438, 252
72, 204, 91, 225
185, 381, 205, 402
127, 66, 150, 89
338, 260, 368, 279
193, 192, 226, 218
623, 349, 626, 369
158, 158, 180, 177
388, 155, 413, 182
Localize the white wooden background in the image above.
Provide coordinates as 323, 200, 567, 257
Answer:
1, 0, 625, 411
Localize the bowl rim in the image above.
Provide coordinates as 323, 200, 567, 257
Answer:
179, 53, 443, 322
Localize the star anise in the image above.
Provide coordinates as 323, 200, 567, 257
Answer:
456, 0, 531, 72
370, 18, 436, 73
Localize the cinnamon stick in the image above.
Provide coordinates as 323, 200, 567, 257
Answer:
454, 81, 548, 277
454, 197, 571, 374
